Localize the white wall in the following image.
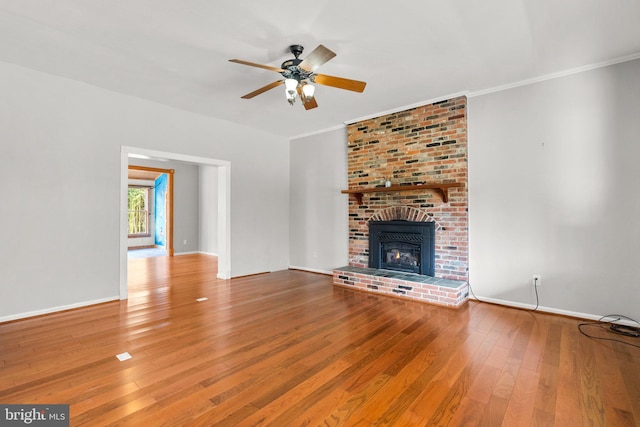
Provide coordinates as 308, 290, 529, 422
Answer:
289, 59, 640, 321
468, 58, 640, 320
199, 165, 218, 255
289, 127, 349, 273
0, 61, 289, 321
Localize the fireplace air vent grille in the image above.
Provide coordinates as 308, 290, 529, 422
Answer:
379, 233, 423, 243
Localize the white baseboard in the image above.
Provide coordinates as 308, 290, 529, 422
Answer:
174, 251, 218, 256
470, 295, 639, 326
0, 296, 119, 323
288, 265, 333, 276
198, 251, 218, 257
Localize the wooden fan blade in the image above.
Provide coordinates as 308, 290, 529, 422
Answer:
299, 45, 336, 72
229, 59, 284, 73
241, 80, 284, 99
313, 74, 367, 93
303, 97, 318, 110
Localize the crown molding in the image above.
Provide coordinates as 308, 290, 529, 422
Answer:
343, 91, 470, 125
469, 52, 640, 98
289, 124, 346, 141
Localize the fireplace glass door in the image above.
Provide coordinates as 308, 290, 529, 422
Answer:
380, 241, 421, 273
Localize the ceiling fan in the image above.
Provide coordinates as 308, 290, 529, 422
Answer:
229, 44, 366, 110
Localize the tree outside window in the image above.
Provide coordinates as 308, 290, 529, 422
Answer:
128, 187, 149, 236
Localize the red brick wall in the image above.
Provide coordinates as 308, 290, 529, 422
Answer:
346, 96, 468, 281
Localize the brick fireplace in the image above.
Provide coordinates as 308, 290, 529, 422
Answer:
333, 96, 469, 308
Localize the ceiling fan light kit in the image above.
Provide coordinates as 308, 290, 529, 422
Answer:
285, 78, 298, 105
301, 82, 315, 99
229, 44, 366, 110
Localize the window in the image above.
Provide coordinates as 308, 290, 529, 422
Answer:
128, 187, 150, 236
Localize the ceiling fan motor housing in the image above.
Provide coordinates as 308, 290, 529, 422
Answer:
281, 57, 303, 69
289, 44, 304, 58
280, 44, 307, 78
281, 51, 313, 81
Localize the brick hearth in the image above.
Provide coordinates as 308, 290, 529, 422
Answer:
333, 266, 469, 308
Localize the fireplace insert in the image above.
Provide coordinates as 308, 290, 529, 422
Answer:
368, 220, 435, 276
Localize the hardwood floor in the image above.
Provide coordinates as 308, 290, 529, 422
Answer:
1, 254, 639, 426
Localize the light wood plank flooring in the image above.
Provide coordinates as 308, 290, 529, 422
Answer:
1, 254, 639, 426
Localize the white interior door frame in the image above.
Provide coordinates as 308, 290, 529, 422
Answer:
120, 146, 231, 300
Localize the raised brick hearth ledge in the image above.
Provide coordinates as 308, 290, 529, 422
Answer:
333, 266, 469, 308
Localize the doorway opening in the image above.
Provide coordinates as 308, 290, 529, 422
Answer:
120, 146, 231, 301
127, 165, 175, 256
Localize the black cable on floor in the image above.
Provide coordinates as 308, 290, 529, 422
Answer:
578, 314, 640, 349
469, 283, 638, 349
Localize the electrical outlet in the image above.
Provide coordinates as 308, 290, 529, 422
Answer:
183, 240, 187, 245
532, 274, 541, 287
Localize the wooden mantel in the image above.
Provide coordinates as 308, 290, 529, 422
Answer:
341, 182, 464, 204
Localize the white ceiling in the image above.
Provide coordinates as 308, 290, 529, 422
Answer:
1, 0, 639, 139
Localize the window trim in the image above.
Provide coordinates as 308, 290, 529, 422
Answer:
127, 185, 151, 238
